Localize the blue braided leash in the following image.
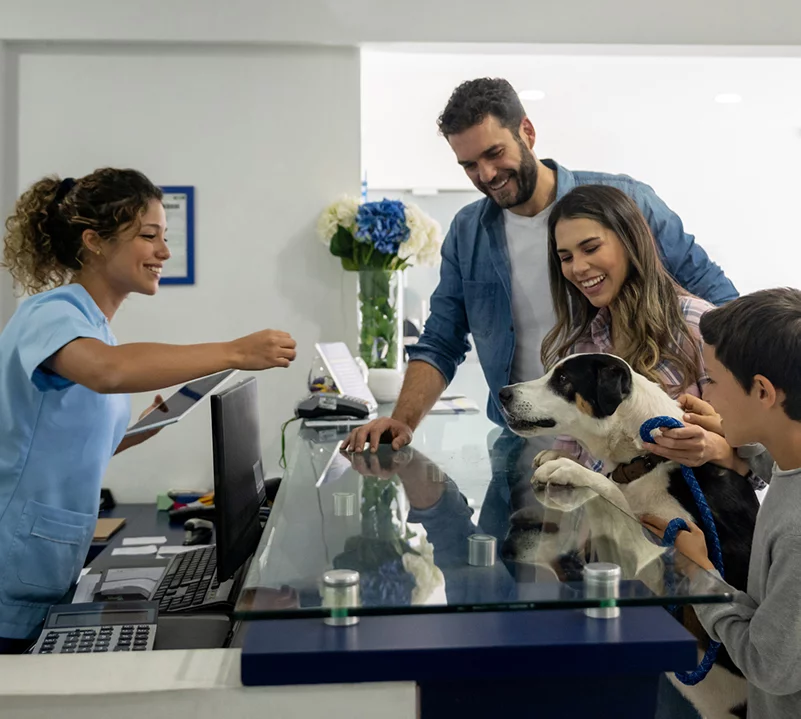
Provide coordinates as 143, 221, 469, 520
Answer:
639, 416, 723, 686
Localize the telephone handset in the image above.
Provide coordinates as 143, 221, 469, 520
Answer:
294, 394, 370, 420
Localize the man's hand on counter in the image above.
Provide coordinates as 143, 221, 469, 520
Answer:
340, 446, 446, 510
341, 417, 414, 453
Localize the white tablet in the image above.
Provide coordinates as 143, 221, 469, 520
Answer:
124, 369, 238, 437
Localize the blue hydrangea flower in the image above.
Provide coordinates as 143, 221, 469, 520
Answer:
359, 557, 416, 607
355, 199, 410, 255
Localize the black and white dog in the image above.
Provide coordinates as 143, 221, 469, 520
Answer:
498, 353, 759, 719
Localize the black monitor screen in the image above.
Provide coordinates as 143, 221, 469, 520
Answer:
211, 377, 266, 582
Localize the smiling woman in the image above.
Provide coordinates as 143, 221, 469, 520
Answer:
542, 184, 703, 393
539, 184, 752, 479
4, 171, 162, 294
0, 168, 298, 648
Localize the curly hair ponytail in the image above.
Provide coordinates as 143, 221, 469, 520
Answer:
2, 168, 162, 295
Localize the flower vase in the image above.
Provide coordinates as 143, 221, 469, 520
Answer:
360, 475, 408, 543
356, 269, 404, 372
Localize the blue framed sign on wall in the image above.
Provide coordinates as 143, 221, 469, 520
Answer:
159, 186, 195, 285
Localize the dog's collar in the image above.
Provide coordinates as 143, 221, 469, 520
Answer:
608, 454, 670, 484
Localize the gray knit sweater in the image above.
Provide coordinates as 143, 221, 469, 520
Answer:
694, 465, 801, 718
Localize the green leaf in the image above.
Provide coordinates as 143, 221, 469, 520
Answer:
368, 250, 392, 269
329, 225, 355, 259
341, 257, 359, 271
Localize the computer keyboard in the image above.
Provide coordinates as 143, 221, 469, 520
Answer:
150, 546, 237, 614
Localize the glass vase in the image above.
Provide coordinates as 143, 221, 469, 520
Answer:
356, 269, 404, 371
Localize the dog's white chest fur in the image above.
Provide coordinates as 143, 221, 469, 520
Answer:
619, 463, 696, 524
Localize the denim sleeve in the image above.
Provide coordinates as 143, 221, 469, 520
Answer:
407, 480, 516, 604
407, 480, 479, 569
634, 182, 739, 306
406, 221, 472, 384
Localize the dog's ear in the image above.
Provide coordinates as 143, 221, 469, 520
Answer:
595, 361, 632, 418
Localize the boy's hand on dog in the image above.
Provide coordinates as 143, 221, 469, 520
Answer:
648, 395, 750, 473
642, 423, 728, 467
679, 394, 724, 436
640, 514, 714, 572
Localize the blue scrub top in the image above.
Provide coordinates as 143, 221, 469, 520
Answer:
0, 284, 130, 639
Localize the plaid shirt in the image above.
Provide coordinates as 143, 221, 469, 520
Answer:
553, 295, 712, 473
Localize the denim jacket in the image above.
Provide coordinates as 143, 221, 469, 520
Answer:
407, 159, 739, 426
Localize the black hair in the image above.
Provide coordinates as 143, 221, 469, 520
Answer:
437, 78, 526, 138
700, 288, 801, 420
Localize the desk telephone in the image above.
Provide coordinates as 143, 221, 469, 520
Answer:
295, 393, 370, 420
294, 342, 377, 422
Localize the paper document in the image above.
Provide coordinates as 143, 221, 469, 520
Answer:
111, 545, 158, 556
73, 574, 101, 604
429, 397, 480, 414
122, 536, 168, 546
104, 568, 165, 583
303, 416, 373, 428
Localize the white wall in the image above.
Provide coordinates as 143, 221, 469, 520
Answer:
362, 50, 801, 295
15, 44, 360, 501
1, 0, 801, 45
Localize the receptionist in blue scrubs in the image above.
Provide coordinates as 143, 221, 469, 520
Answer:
0, 168, 297, 652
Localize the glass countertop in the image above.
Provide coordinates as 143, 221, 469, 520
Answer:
234, 408, 732, 620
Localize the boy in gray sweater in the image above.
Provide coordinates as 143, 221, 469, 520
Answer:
644, 287, 801, 719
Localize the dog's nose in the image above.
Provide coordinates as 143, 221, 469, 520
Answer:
499, 386, 514, 405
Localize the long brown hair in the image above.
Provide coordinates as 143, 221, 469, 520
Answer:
2, 168, 162, 294
540, 184, 701, 392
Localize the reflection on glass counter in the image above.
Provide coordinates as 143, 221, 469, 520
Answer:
235, 413, 732, 620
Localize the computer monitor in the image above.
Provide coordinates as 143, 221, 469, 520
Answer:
210, 376, 266, 583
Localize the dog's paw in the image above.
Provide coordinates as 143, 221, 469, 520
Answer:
533, 456, 590, 487
533, 482, 598, 512
533, 449, 575, 468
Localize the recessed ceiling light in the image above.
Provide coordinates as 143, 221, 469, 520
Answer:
519, 89, 546, 101
715, 93, 743, 104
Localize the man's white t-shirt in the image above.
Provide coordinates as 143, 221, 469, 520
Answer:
503, 205, 556, 384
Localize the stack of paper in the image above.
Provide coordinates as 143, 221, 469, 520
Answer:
429, 396, 480, 414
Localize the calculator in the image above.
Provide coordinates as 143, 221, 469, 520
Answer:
31, 601, 158, 654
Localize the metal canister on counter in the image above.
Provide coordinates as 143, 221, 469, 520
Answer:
467, 534, 497, 567
321, 569, 360, 626
583, 562, 621, 619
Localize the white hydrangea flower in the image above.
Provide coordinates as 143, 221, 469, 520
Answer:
399, 203, 443, 267
317, 195, 360, 247
398, 206, 424, 262
418, 215, 444, 267
402, 535, 445, 605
